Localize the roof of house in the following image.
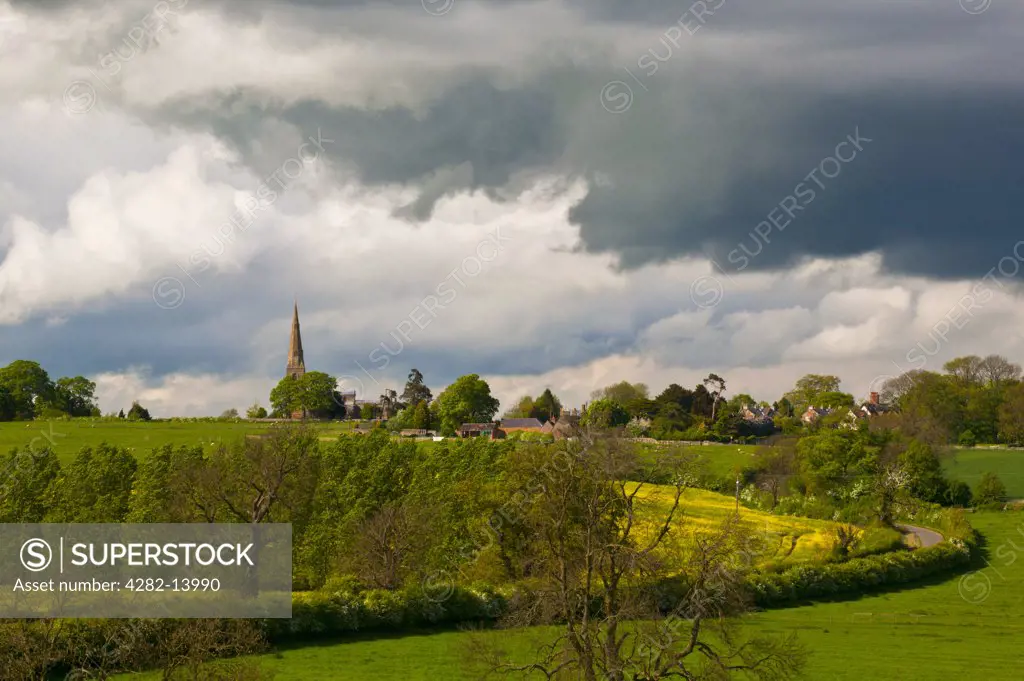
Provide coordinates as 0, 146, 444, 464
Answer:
459, 423, 496, 432
500, 418, 545, 429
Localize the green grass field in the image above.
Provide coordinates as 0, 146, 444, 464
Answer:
636, 442, 759, 478
944, 447, 1024, 498
118, 512, 1024, 680
0, 419, 359, 463
1, 421, 762, 472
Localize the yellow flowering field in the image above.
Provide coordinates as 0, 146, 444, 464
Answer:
628, 483, 841, 564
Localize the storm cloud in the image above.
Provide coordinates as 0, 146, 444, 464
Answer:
1, 0, 1022, 415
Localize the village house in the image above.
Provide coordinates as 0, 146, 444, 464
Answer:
540, 407, 582, 440
499, 417, 546, 433
844, 392, 894, 426
740, 403, 776, 425
801, 405, 832, 424
457, 422, 506, 439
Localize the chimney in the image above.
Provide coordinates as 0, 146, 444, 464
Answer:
869, 392, 879, 405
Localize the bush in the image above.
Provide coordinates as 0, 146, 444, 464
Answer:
746, 506, 977, 608
958, 430, 977, 447
974, 472, 1008, 506
265, 583, 509, 642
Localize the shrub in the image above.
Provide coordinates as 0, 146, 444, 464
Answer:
974, 472, 1008, 506
746, 506, 977, 608
958, 430, 977, 447
265, 583, 510, 642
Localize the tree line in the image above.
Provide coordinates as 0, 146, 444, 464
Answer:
0, 360, 99, 421
0, 424, 806, 680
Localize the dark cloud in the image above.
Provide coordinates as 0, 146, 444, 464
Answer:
113, 0, 1023, 282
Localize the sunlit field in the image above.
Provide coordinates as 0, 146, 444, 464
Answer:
0, 419, 356, 463
117, 512, 1024, 681
944, 447, 1024, 498
632, 484, 860, 565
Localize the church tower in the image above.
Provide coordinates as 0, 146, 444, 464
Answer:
286, 301, 306, 380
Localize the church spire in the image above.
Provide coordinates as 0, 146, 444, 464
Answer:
286, 300, 305, 379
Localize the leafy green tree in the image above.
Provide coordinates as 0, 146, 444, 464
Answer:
796, 429, 879, 494
998, 383, 1024, 444
898, 440, 947, 504
691, 384, 718, 419
961, 385, 1001, 444
975, 472, 1008, 506
726, 393, 756, 412
0, 447, 61, 522
815, 391, 855, 409
434, 374, 500, 435
504, 395, 535, 418
246, 401, 268, 419
0, 386, 15, 421
581, 398, 629, 429
753, 441, 796, 509
773, 397, 794, 417
944, 480, 973, 507
411, 400, 431, 429
783, 374, 842, 413
52, 376, 99, 417
623, 396, 658, 420
900, 372, 965, 445
126, 445, 208, 523
270, 371, 338, 417
220, 408, 239, 419
0, 360, 55, 419
270, 377, 301, 416
300, 430, 416, 585
529, 388, 562, 423
46, 444, 138, 522
655, 384, 694, 413
127, 401, 152, 421
400, 369, 432, 407
301, 372, 339, 416
590, 380, 649, 404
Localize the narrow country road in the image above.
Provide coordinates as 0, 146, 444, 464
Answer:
895, 524, 944, 548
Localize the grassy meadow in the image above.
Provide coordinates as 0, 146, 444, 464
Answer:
117, 512, 1024, 680
0, 419, 358, 463
944, 446, 1024, 498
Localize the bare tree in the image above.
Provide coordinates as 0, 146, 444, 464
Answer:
942, 356, 984, 388
828, 524, 861, 560
472, 431, 804, 681
879, 371, 926, 405
348, 500, 436, 590
752, 441, 796, 510
64, 619, 155, 680
0, 618, 69, 681
874, 463, 910, 526
205, 425, 320, 525
979, 354, 1022, 387
141, 619, 269, 681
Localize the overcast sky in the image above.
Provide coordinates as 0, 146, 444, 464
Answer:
0, 0, 1022, 416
